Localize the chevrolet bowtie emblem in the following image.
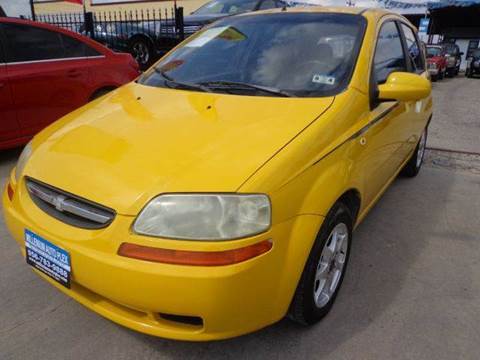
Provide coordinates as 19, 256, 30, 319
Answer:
52, 195, 67, 212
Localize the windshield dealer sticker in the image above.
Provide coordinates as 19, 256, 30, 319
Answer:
312, 74, 335, 86
185, 26, 230, 48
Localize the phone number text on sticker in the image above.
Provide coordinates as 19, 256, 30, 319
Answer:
25, 230, 71, 288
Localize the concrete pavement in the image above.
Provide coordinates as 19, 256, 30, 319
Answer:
428, 76, 480, 154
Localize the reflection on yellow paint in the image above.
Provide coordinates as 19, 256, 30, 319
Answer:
217, 27, 247, 42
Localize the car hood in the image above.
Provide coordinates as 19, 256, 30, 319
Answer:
26, 83, 334, 215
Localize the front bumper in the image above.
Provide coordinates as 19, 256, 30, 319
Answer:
3, 174, 323, 340
428, 68, 439, 76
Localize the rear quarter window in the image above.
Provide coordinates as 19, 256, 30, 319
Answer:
61, 34, 101, 58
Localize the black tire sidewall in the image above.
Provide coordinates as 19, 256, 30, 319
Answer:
130, 38, 153, 69
402, 126, 428, 177
300, 203, 353, 323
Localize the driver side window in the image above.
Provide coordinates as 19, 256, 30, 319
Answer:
373, 21, 407, 84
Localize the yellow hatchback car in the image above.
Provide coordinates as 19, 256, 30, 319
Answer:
3, 7, 432, 340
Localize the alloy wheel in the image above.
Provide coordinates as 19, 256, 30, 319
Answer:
416, 130, 427, 168
314, 223, 349, 308
132, 41, 150, 66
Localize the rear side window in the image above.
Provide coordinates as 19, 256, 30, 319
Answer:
61, 34, 86, 57
2, 23, 64, 62
373, 21, 407, 84
61, 34, 101, 58
400, 23, 425, 73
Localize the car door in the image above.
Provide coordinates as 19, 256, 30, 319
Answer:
0, 28, 20, 145
398, 22, 429, 157
2, 22, 90, 137
359, 19, 412, 206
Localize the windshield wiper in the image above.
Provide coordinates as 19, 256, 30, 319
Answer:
154, 69, 211, 93
199, 80, 295, 97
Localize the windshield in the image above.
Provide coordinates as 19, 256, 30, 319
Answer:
139, 13, 367, 97
443, 44, 457, 55
193, 0, 258, 15
427, 47, 442, 58
471, 49, 480, 58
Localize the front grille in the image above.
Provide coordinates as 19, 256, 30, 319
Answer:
26, 178, 116, 229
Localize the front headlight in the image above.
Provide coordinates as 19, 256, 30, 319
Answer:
15, 141, 32, 183
133, 194, 271, 240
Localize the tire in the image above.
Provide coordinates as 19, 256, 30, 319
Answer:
439, 69, 445, 80
401, 127, 427, 178
129, 37, 153, 70
431, 74, 438, 82
289, 202, 353, 325
466, 70, 473, 78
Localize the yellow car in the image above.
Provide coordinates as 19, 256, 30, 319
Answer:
3, 7, 432, 341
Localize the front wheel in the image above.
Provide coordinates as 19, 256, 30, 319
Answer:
289, 202, 353, 325
401, 127, 427, 177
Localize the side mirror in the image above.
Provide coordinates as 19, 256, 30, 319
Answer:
460, 52, 464, 56
378, 72, 431, 102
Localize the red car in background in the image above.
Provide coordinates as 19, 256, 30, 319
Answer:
426, 45, 447, 81
0, 17, 140, 150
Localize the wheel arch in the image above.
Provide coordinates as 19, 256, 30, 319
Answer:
337, 189, 362, 225
89, 85, 117, 102
128, 33, 154, 48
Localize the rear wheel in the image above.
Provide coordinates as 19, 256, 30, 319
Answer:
401, 127, 427, 178
431, 74, 438, 82
289, 202, 353, 325
129, 37, 153, 70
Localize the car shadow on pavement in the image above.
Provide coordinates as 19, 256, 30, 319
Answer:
124, 168, 456, 359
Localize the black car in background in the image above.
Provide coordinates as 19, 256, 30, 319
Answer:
184, 0, 289, 36
89, 21, 178, 69
442, 43, 463, 77
466, 48, 480, 78
91, 0, 290, 69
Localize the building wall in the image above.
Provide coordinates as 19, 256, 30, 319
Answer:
35, 0, 209, 16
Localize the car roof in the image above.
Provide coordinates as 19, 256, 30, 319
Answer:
0, 17, 111, 55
